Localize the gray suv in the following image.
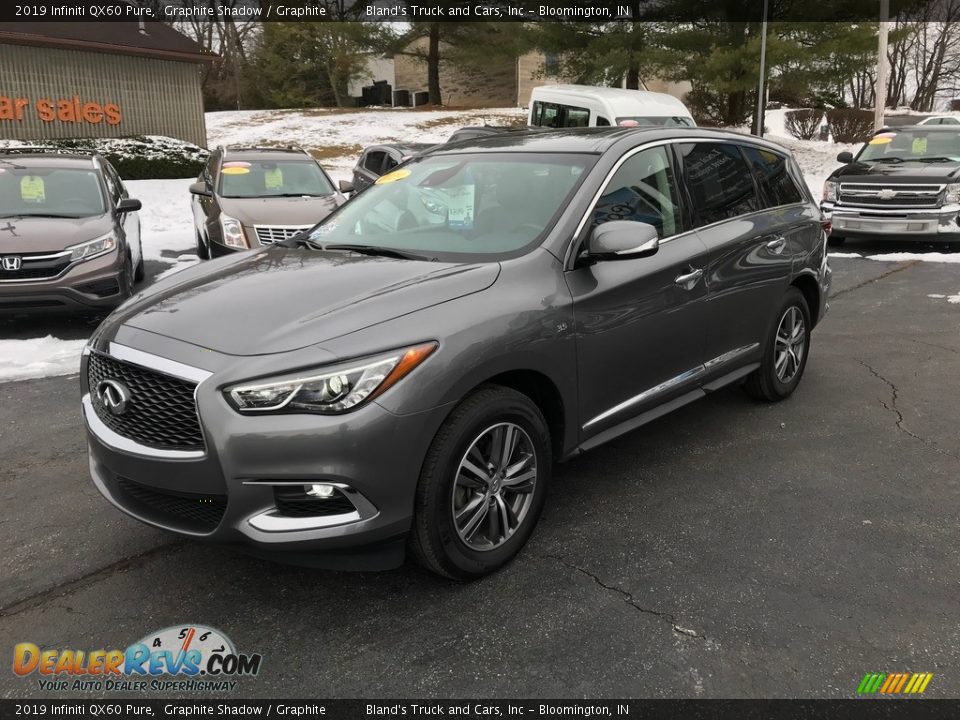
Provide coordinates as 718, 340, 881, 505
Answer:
82, 128, 831, 579
189, 145, 345, 258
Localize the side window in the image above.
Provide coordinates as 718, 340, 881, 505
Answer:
591, 146, 681, 238
202, 153, 216, 186
565, 106, 590, 128
383, 154, 399, 172
533, 101, 560, 128
100, 162, 122, 204
679, 142, 761, 226
363, 151, 387, 173
741, 145, 805, 208
596, 116, 611, 127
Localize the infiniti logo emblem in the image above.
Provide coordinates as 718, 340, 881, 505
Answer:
1, 256, 21, 271
96, 379, 131, 416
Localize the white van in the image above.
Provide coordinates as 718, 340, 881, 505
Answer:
528, 84, 695, 129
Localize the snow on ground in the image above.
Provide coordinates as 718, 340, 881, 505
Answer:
0, 336, 88, 382
206, 106, 528, 181
126, 178, 197, 261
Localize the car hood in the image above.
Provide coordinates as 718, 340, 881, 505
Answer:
0, 214, 114, 254
217, 194, 342, 227
830, 160, 960, 182
112, 248, 500, 356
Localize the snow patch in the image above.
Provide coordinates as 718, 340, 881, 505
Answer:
865, 252, 960, 264
0, 337, 87, 382
829, 252, 863, 258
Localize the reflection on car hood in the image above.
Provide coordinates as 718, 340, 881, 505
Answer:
0, 214, 114, 254
217, 194, 341, 227
112, 247, 500, 356
830, 160, 960, 182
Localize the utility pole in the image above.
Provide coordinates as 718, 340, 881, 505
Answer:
754, 0, 769, 137
874, 0, 890, 130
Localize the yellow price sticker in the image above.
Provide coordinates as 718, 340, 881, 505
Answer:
912, 137, 928, 154
376, 168, 411, 185
221, 166, 250, 175
20, 176, 45, 202
869, 135, 894, 145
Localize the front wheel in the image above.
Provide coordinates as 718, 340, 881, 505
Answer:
410, 385, 551, 580
744, 287, 811, 402
827, 234, 846, 247
195, 230, 210, 260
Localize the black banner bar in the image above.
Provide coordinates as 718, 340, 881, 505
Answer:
0, 0, 951, 23
3, 700, 960, 720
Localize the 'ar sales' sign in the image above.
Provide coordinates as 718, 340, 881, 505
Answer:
0, 94, 122, 125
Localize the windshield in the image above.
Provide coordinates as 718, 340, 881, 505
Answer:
617, 116, 695, 128
304, 152, 594, 260
219, 159, 335, 198
857, 130, 960, 163
0, 167, 105, 218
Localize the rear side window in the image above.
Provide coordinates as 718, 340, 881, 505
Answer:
679, 142, 760, 226
531, 101, 560, 128
591, 146, 681, 238
363, 151, 387, 173
596, 116, 611, 127
741, 146, 805, 208
565, 106, 590, 127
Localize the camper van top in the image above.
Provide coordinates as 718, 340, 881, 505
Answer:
528, 84, 695, 129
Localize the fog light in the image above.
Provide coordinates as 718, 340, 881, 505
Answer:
306, 484, 336, 498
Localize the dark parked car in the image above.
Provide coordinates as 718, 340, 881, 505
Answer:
0, 150, 143, 313
189, 145, 345, 258
821, 125, 960, 246
348, 143, 433, 194
82, 127, 830, 579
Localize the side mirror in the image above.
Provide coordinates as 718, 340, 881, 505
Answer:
588, 220, 660, 259
189, 181, 211, 197
116, 198, 141, 213
338, 179, 354, 194
836, 151, 854, 164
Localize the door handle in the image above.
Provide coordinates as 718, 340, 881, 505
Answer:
766, 236, 786, 253
674, 268, 703, 287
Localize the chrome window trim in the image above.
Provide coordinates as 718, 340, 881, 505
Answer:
107, 342, 214, 384
82, 394, 205, 460
565, 136, 810, 269
583, 343, 759, 430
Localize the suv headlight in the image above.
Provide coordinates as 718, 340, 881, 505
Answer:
220, 214, 248, 249
226, 342, 437, 414
822, 180, 838, 203
67, 232, 117, 262
944, 183, 960, 205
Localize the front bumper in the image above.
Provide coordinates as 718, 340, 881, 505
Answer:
821, 202, 960, 240
81, 341, 451, 569
0, 250, 126, 313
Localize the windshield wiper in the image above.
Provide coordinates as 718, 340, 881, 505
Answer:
277, 235, 319, 249
324, 244, 432, 261
916, 156, 957, 163
7, 213, 84, 219
871, 157, 904, 163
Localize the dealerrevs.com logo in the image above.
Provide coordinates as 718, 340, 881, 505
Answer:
13, 625, 262, 693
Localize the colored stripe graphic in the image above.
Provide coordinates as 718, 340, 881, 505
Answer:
857, 672, 932, 695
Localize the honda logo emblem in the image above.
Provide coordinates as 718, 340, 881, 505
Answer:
96, 379, 132, 416
1, 256, 21, 271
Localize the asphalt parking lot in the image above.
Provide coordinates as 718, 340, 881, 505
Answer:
1, 244, 958, 699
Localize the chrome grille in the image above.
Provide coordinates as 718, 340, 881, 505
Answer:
838, 182, 943, 209
254, 225, 311, 244
0, 251, 71, 282
87, 352, 204, 451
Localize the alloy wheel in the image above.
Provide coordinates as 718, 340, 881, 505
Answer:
452, 422, 537, 551
774, 305, 806, 383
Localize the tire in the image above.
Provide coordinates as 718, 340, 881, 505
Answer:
118, 251, 135, 301
133, 249, 145, 284
409, 385, 551, 580
196, 230, 210, 260
744, 287, 811, 402
827, 234, 846, 247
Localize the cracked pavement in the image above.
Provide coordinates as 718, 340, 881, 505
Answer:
1, 250, 959, 698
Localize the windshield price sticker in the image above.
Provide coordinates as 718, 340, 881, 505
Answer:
447, 184, 475, 230
20, 175, 45, 202
912, 137, 928, 154
265, 168, 283, 189
376, 168, 411, 185
869, 133, 896, 145
222, 166, 250, 175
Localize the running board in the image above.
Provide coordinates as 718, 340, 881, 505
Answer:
578, 389, 705, 453
702, 362, 760, 392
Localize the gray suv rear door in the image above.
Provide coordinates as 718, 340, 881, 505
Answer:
566, 144, 710, 440
678, 141, 796, 371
